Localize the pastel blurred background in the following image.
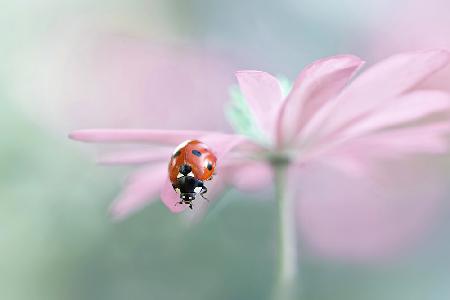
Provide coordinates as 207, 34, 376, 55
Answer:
2, 1, 450, 299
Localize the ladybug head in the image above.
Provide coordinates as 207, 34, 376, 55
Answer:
181, 192, 196, 201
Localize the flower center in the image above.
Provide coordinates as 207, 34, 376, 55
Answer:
266, 151, 292, 167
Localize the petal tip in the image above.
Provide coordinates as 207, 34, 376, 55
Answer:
166, 203, 188, 214
432, 48, 450, 64
330, 54, 366, 69
400, 48, 450, 68
68, 129, 92, 142
235, 70, 277, 80
235, 70, 264, 75
109, 210, 125, 222
108, 202, 128, 221
420, 48, 450, 63
68, 131, 79, 140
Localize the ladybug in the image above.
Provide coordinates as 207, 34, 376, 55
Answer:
168, 140, 217, 209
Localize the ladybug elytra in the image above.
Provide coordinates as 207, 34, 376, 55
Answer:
168, 140, 217, 209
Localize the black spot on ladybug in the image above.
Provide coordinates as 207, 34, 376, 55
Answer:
192, 150, 202, 157
207, 161, 213, 171
173, 150, 181, 158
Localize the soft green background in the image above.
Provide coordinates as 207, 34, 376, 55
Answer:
2, 1, 450, 299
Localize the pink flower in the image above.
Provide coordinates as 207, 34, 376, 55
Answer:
369, 0, 450, 94
71, 49, 450, 259
13, 33, 236, 133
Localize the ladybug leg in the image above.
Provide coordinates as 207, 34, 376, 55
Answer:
189, 203, 193, 209
172, 182, 184, 207
199, 186, 209, 202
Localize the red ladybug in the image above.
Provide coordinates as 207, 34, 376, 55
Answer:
168, 140, 217, 209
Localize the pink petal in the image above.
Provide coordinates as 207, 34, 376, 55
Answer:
97, 147, 172, 165
197, 134, 254, 192
160, 179, 188, 213
335, 90, 450, 141
69, 129, 215, 144
222, 160, 273, 192
298, 121, 450, 168
311, 128, 448, 177
109, 163, 167, 219
276, 55, 364, 146
313, 49, 450, 138
354, 123, 450, 155
200, 133, 249, 159
296, 158, 446, 261
235, 71, 283, 140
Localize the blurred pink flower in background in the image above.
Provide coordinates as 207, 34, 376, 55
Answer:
71, 49, 450, 260
369, 0, 450, 93
11, 30, 237, 133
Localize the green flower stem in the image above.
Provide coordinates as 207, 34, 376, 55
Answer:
272, 161, 299, 300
